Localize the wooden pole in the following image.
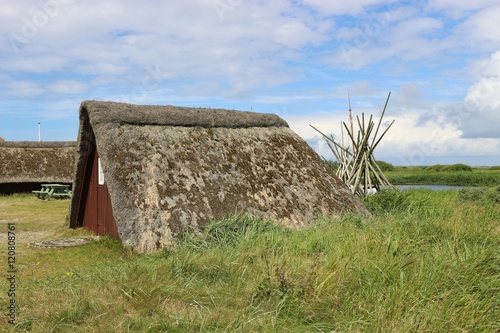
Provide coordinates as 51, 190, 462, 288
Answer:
371, 91, 391, 148
348, 94, 355, 154
309, 92, 395, 196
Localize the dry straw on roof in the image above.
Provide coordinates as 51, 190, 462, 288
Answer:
0, 141, 76, 184
70, 101, 369, 253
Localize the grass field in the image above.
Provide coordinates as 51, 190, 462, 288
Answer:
0, 190, 499, 332
385, 166, 500, 186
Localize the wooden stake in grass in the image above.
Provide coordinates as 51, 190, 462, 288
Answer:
311, 92, 395, 197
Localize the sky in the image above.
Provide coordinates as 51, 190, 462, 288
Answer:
1, 0, 500, 166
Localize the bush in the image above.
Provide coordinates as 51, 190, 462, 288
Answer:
458, 186, 500, 204
426, 164, 472, 172
201, 215, 283, 248
425, 164, 443, 172
446, 163, 473, 171
377, 160, 395, 171
362, 189, 410, 214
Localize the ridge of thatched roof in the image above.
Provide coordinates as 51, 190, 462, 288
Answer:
70, 101, 369, 253
80, 100, 289, 128
0, 141, 76, 184
0, 141, 76, 148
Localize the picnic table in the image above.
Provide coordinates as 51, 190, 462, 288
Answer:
32, 184, 72, 200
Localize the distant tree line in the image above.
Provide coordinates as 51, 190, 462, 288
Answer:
323, 161, 497, 172
424, 164, 472, 172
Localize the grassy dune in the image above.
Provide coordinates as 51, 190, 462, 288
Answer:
0, 190, 499, 332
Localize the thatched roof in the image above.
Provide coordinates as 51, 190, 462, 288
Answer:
70, 101, 369, 253
0, 141, 76, 184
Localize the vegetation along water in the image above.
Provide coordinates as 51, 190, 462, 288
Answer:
382, 163, 500, 186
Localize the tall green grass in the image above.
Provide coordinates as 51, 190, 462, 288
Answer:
385, 168, 500, 186
2, 191, 499, 332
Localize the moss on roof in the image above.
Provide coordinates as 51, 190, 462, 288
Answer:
0, 141, 76, 183
70, 101, 369, 253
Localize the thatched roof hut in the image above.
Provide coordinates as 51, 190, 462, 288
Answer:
70, 101, 369, 253
0, 141, 76, 193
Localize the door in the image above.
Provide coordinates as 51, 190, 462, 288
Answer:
82, 146, 119, 239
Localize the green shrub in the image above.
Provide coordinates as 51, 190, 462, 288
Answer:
362, 189, 410, 214
425, 164, 443, 172
377, 160, 395, 171
446, 163, 472, 171
194, 215, 283, 248
387, 171, 500, 186
458, 186, 500, 204
426, 163, 472, 172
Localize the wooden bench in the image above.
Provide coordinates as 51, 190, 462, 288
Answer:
32, 184, 72, 200
32, 190, 50, 200
52, 192, 72, 198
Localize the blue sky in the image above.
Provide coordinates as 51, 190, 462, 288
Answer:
1, 0, 500, 165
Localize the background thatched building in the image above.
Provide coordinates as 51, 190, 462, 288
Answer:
0, 141, 76, 193
70, 101, 369, 253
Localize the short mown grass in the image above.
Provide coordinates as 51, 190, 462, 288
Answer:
0, 191, 499, 332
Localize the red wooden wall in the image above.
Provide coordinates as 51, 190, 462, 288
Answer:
82, 145, 120, 239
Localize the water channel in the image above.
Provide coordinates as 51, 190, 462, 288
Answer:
392, 184, 466, 191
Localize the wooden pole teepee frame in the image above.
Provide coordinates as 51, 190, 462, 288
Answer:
311, 92, 395, 196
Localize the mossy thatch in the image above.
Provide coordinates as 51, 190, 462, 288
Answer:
70, 101, 369, 253
0, 141, 76, 184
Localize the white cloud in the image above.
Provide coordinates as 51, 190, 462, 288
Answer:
444, 50, 500, 139
392, 83, 429, 110
286, 112, 347, 142
455, 4, 500, 49
47, 80, 88, 94
335, 80, 379, 97
466, 79, 500, 110
1, 80, 44, 97
4, 54, 70, 73
1, 1, 500, 163
52, 1, 322, 96
428, 0, 500, 17
302, 0, 394, 15
0, 3, 22, 18
287, 107, 500, 166
327, 2, 500, 72
332, 16, 448, 70
39, 97, 81, 120
274, 19, 331, 49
